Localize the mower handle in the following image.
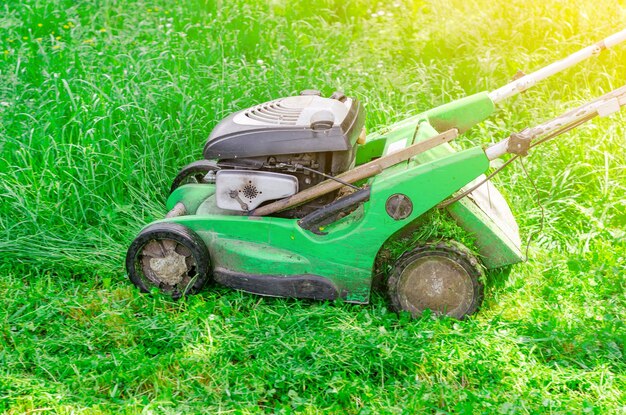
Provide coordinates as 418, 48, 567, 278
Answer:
488, 28, 626, 104
485, 84, 626, 160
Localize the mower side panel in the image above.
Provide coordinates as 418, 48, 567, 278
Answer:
210, 238, 311, 274
154, 214, 373, 301
212, 269, 341, 300
159, 147, 490, 303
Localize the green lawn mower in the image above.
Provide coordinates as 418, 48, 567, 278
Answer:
126, 29, 626, 319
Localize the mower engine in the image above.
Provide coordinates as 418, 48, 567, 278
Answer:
200, 90, 365, 217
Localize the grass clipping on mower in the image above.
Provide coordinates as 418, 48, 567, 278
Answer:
373, 209, 481, 290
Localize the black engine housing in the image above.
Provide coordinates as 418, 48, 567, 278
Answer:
203, 91, 365, 194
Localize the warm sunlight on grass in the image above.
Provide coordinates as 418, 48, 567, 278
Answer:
0, 0, 624, 413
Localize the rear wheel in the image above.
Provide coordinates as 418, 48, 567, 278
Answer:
126, 223, 211, 298
387, 242, 484, 319
170, 160, 219, 194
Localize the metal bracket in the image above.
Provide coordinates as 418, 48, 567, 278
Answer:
229, 190, 249, 212
165, 202, 188, 218
506, 132, 531, 156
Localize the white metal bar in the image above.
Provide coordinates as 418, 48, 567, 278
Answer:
484, 140, 508, 160
605, 29, 626, 48
485, 85, 626, 160
488, 28, 626, 104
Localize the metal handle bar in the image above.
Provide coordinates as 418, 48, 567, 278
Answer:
486, 85, 626, 160
488, 28, 626, 104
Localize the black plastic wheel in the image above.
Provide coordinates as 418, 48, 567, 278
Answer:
169, 160, 219, 194
387, 242, 484, 319
126, 222, 211, 298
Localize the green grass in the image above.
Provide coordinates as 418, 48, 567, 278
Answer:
1, 0, 625, 413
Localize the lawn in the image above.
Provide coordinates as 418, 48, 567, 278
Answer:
0, 0, 625, 413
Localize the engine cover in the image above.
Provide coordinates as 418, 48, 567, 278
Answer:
215, 170, 298, 212
203, 93, 365, 175
203, 91, 365, 217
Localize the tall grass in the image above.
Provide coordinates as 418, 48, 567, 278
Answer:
1, 0, 625, 413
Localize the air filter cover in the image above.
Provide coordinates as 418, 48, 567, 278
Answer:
215, 170, 299, 212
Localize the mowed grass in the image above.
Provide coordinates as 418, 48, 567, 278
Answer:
1, 0, 625, 413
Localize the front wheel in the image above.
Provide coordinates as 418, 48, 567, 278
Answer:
387, 242, 484, 319
126, 223, 211, 299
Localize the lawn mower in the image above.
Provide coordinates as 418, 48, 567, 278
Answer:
126, 29, 626, 319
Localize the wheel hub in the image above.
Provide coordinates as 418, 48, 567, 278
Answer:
149, 251, 188, 285
398, 255, 473, 317
140, 239, 193, 288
